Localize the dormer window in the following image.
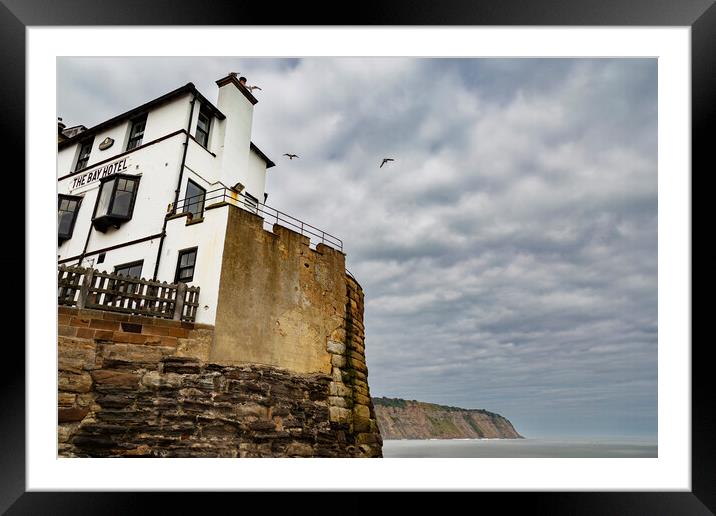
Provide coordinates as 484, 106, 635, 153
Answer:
126, 114, 147, 151
195, 106, 211, 148
75, 139, 94, 171
58, 194, 82, 243
92, 174, 140, 232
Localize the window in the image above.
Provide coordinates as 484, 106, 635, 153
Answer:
75, 139, 94, 171
126, 115, 147, 151
112, 260, 144, 299
115, 261, 143, 278
185, 180, 206, 220
175, 248, 197, 283
195, 106, 211, 148
58, 194, 82, 243
92, 174, 140, 232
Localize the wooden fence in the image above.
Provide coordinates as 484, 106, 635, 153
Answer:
58, 265, 200, 322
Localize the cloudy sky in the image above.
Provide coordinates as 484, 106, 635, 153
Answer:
58, 57, 657, 438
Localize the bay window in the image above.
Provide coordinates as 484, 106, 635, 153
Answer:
92, 174, 140, 232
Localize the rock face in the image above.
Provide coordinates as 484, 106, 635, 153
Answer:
373, 397, 523, 440
66, 356, 370, 458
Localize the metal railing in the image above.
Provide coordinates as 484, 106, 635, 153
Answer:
58, 265, 200, 322
173, 187, 343, 252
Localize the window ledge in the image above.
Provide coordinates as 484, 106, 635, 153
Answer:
186, 217, 204, 226
205, 201, 230, 211
92, 215, 129, 233
166, 211, 190, 221
189, 135, 217, 157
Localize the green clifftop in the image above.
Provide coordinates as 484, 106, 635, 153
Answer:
372, 397, 523, 440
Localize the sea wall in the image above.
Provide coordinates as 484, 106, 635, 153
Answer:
58, 275, 382, 456
211, 207, 345, 374
58, 205, 382, 457
324, 274, 382, 454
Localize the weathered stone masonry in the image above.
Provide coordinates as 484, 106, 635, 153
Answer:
325, 274, 382, 455
58, 258, 382, 457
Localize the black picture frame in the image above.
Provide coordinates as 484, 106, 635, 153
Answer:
6, 0, 709, 512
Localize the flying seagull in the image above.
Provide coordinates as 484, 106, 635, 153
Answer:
380, 158, 395, 168
247, 85, 262, 92
283, 153, 299, 160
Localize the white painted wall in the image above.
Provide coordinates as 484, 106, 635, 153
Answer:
159, 206, 229, 325
58, 94, 192, 179
144, 94, 192, 143
56, 144, 79, 179
77, 240, 160, 280
57, 122, 131, 178
57, 134, 186, 261
246, 149, 268, 202
57, 79, 272, 326
208, 112, 226, 157
216, 82, 254, 190
185, 139, 220, 186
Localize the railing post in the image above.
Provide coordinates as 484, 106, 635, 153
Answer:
174, 282, 186, 321
77, 268, 94, 309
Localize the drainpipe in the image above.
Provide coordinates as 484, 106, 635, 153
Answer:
153, 93, 197, 280
77, 188, 103, 266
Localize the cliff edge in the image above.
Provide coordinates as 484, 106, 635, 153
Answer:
373, 397, 523, 440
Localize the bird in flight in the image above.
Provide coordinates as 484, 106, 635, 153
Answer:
247, 85, 262, 92
380, 158, 395, 168
283, 153, 299, 160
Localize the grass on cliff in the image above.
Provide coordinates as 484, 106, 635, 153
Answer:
425, 415, 460, 436
373, 396, 500, 418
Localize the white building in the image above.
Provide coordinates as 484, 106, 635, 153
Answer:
57, 73, 279, 325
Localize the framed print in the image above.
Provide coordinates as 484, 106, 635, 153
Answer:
5, 0, 712, 512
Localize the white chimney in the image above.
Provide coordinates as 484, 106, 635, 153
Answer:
215, 73, 258, 189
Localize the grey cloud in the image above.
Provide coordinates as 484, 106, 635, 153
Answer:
58, 57, 657, 438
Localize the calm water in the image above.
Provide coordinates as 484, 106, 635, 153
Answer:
382, 437, 657, 458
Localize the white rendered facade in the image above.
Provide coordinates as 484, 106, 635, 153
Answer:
57, 74, 274, 325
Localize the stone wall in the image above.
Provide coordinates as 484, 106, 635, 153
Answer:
58, 303, 382, 457
324, 274, 382, 456
211, 207, 346, 375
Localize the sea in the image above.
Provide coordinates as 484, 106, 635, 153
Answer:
381, 437, 658, 458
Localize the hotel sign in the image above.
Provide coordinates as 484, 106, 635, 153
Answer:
70, 158, 129, 190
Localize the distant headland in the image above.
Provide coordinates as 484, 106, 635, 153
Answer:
372, 397, 523, 440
